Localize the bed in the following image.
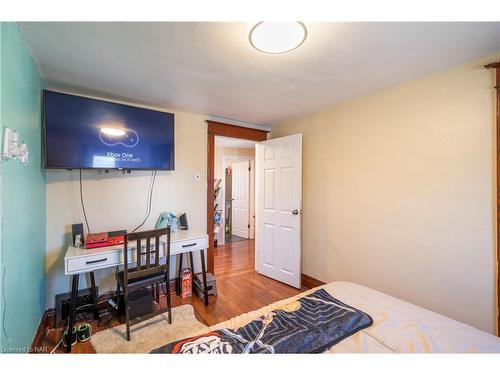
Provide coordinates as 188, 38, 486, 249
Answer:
153, 281, 500, 353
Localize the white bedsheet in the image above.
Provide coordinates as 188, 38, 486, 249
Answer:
206, 281, 500, 353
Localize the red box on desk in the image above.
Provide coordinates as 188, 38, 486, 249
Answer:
85, 232, 124, 249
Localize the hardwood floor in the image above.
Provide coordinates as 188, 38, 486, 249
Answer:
39, 239, 303, 353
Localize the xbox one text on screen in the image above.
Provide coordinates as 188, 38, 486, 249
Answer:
43, 90, 175, 170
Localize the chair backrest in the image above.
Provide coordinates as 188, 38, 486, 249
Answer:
123, 227, 171, 282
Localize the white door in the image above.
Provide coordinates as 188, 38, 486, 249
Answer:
255, 134, 302, 288
231, 160, 250, 238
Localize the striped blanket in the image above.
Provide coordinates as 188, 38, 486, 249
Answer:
151, 289, 373, 354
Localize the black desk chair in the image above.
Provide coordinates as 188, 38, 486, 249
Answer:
115, 227, 172, 341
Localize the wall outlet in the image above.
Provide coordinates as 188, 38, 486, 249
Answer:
195, 172, 201, 182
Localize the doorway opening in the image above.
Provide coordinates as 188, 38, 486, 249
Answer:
214, 136, 256, 246
207, 121, 304, 292
206, 121, 268, 274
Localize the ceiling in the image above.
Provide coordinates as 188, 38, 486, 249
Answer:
19, 22, 500, 127
215, 136, 256, 149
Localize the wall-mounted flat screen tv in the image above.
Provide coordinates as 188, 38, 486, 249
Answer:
43, 90, 175, 170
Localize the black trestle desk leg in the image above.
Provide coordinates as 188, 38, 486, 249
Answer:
89, 272, 99, 320
189, 251, 195, 293
176, 253, 183, 296
200, 249, 208, 305
165, 258, 172, 324
65, 274, 79, 353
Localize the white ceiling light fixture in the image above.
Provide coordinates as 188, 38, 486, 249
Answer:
249, 22, 307, 54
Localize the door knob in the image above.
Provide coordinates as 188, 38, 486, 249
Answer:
292, 209, 299, 215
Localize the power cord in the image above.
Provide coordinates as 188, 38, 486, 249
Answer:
131, 170, 157, 232
50, 334, 63, 354
49, 323, 92, 353
1, 265, 11, 344
79, 169, 91, 234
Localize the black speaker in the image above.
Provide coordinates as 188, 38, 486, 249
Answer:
178, 213, 189, 230
71, 223, 84, 246
118, 288, 153, 321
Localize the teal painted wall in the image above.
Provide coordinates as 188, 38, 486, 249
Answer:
0, 21, 4, 352
0, 22, 46, 352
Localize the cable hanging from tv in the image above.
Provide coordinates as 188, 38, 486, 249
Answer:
79, 169, 91, 234
131, 169, 157, 233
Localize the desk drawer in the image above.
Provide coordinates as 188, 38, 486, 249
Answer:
171, 236, 208, 255
66, 251, 121, 274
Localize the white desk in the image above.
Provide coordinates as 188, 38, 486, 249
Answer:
64, 229, 208, 275
63, 229, 209, 352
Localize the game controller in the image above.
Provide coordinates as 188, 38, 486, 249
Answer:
99, 128, 139, 148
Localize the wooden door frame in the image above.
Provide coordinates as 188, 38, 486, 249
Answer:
485, 60, 500, 335
206, 120, 269, 273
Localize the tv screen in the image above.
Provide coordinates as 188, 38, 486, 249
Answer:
43, 91, 175, 170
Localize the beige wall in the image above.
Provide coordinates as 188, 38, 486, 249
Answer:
272, 55, 499, 334
45, 108, 208, 308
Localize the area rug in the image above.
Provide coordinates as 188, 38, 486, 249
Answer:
90, 305, 208, 353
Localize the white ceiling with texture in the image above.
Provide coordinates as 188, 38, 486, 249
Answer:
19, 22, 500, 126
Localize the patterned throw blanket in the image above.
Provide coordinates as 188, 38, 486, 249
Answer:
151, 289, 373, 354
